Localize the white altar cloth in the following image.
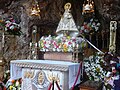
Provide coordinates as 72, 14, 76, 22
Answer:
10, 60, 81, 90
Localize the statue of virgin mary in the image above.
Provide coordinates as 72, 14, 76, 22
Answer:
56, 3, 79, 37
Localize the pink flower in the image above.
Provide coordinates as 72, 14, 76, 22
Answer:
68, 41, 72, 45
80, 30, 83, 34
5, 21, 12, 27
44, 41, 46, 44
53, 41, 58, 48
44, 46, 47, 48
72, 38, 76, 42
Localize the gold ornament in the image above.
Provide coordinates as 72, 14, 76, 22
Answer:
37, 71, 45, 85
24, 71, 27, 78
24, 70, 34, 78
29, 70, 35, 79
47, 72, 60, 82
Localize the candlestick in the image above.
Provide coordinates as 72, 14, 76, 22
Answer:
2, 32, 5, 48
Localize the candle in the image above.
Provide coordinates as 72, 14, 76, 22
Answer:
76, 44, 79, 48
72, 43, 75, 47
2, 32, 5, 48
35, 43, 37, 47
30, 42, 32, 47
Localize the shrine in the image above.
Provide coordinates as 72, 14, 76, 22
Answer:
0, 0, 120, 90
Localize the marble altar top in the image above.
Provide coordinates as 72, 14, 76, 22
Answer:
11, 60, 78, 65
11, 60, 80, 71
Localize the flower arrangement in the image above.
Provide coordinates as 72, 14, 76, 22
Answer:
4, 17, 22, 36
84, 51, 120, 89
0, 16, 22, 36
79, 18, 100, 35
6, 78, 22, 90
39, 35, 87, 52
84, 52, 107, 81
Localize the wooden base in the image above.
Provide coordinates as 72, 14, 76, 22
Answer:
44, 52, 73, 61
43, 52, 82, 62
79, 80, 103, 90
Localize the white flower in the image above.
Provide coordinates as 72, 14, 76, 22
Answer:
95, 27, 99, 31
90, 18, 93, 22
15, 81, 19, 86
97, 23, 100, 26
41, 36, 45, 40
46, 49, 49, 52
5, 20, 11, 23
80, 26, 84, 30
42, 48, 45, 52
5, 27, 8, 31
9, 25, 14, 30
53, 48, 56, 51
57, 48, 60, 52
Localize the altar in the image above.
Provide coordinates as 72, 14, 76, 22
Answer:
10, 60, 82, 90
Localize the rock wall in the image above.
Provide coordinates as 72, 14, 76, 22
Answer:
0, 0, 31, 70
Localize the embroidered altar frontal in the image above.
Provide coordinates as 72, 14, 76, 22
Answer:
10, 60, 81, 90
